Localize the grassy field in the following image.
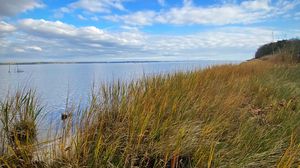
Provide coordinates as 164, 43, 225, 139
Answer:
1, 57, 300, 167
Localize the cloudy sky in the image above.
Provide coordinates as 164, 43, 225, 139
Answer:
0, 0, 299, 62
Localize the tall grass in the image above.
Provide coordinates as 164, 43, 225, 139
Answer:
0, 89, 43, 167
1, 60, 300, 167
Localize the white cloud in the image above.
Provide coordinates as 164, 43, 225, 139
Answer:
105, 0, 299, 26
106, 11, 156, 26
18, 19, 144, 46
13, 46, 42, 53
63, 0, 127, 14
0, 1, 299, 62
19, 19, 78, 38
0, 20, 16, 54
91, 16, 100, 21
2, 18, 289, 61
26, 46, 43, 51
0, 0, 44, 17
14, 48, 26, 53
293, 12, 300, 20
158, 0, 166, 6
77, 14, 87, 20
241, 0, 271, 10
55, 0, 129, 19
143, 27, 274, 54
120, 25, 139, 31
7, 19, 145, 59
183, 0, 193, 6
2, 18, 299, 61
0, 21, 16, 35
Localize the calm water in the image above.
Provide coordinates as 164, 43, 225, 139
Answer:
0, 61, 237, 117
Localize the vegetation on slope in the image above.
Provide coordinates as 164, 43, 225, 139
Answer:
255, 39, 300, 63
1, 54, 300, 167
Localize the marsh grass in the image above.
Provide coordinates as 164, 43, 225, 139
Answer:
0, 89, 43, 167
1, 59, 300, 167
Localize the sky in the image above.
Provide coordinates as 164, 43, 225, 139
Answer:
0, 0, 300, 62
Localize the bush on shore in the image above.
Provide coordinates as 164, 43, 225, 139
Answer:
255, 39, 300, 63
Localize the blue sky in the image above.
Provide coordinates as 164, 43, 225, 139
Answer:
0, 0, 300, 62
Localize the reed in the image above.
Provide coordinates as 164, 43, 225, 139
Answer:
0, 89, 43, 167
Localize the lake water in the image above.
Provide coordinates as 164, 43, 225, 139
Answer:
0, 61, 238, 118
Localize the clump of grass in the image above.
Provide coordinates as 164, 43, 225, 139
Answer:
0, 89, 43, 167
1, 59, 300, 167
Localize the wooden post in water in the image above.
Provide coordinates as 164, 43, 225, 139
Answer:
8, 63, 11, 73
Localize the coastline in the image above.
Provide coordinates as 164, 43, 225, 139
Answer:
0, 60, 241, 65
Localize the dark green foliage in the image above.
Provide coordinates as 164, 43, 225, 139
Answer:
255, 39, 300, 60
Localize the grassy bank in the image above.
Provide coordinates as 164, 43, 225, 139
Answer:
1, 59, 300, 167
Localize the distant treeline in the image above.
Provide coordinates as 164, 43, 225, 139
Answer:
255, 39, 300, 59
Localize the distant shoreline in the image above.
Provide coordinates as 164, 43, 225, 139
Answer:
0, 61, 162, 65
0, 60, 238, 66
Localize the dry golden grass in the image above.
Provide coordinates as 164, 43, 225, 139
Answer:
1, 59, 300, 167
